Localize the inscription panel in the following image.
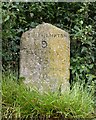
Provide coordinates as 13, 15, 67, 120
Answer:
20, 23, 70, 92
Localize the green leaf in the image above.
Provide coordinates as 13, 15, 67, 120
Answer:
4, 15, 10, 22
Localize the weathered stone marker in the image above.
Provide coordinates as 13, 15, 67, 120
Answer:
20, 23, 70, 93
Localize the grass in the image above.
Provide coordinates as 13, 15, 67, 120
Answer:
2, 73, 96, 119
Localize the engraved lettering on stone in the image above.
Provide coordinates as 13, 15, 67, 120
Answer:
20, 23, 70, 93
42, 40, 47, 48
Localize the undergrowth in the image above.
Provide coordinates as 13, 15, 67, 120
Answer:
2, 73, 96, 119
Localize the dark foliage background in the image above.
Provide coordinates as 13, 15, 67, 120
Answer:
2, 2, 96, 85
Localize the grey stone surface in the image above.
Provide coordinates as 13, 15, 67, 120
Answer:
20, 23, 70, 93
